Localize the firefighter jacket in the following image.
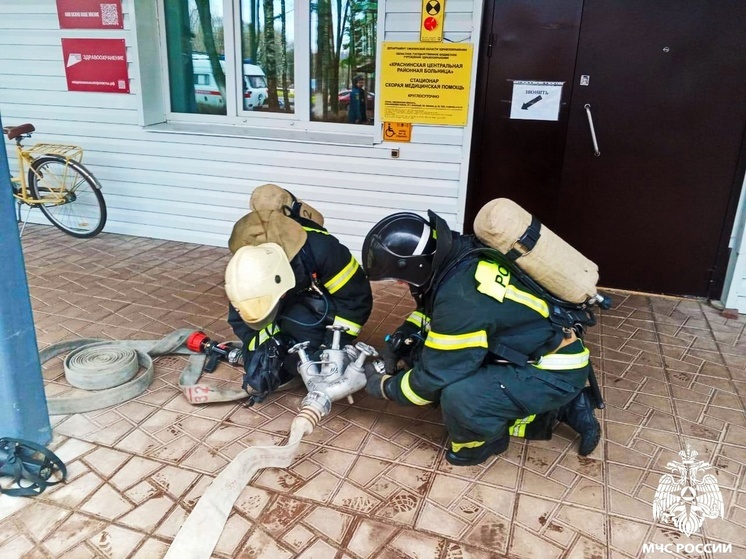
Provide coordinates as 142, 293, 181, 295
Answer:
228, 226, 373, 354
384, 234, 590, 415
348, 85, 368, 124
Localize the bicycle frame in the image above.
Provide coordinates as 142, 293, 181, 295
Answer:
11, 137, 85, 206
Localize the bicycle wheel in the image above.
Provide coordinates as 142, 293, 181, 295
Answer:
28, 155, 107, 238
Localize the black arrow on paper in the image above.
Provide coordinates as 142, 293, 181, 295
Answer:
521, 95, 543, 110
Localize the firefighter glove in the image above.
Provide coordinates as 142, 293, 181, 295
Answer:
243, 335, 291, 396
365, 374, 393, 400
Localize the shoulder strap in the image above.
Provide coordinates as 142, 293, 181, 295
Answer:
469, 240, 598, 329
0, 438, 67, 497
297, 241, 326, 294
282, 193, 326, 231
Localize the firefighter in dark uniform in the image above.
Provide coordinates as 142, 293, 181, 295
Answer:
361, 210, 600, 466
225, 209, 373, 403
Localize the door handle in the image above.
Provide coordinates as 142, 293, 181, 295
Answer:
584, 104, 601, 157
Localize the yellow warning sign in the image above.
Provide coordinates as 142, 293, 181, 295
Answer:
383, 122, 412, 142
420, 0, 445, 42
380, 42, 473, 126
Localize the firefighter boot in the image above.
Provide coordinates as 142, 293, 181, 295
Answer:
558, 387, 601, 456
445, 435, 509, 467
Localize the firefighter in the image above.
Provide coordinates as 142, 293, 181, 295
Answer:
225, 209, 373, 404
361, 211, 601, 466
348, 75, 368, 124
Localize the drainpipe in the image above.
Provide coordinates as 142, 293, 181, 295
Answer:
0, 112, 52, 445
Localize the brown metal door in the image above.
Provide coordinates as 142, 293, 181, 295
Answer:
557, 1, 746, 296
468, 1, 746, 297
466, 0, 584, 226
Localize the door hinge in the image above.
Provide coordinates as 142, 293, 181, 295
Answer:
487, 33, 495, 58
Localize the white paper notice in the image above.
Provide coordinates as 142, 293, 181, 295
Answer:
510, 81, 564, 121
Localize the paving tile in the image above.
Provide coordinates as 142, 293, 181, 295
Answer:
0, 534, 35, 559
41, 512, 107, 556
12, 225, 746, 559
87, 525, 144, 559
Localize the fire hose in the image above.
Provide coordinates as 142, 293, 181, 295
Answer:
40, 329, 249, 415
163, 394, 329, 559
164, 326, 383, 559
40, 325, 382, 559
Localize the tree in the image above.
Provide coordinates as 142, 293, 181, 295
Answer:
246, 0, 259, 62
263, 0, 280, 109
194, 0, 225, 100
279, 0, 291, 111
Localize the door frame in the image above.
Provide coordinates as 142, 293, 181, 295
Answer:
712, 131, 746, 300
464, 0, 500, 234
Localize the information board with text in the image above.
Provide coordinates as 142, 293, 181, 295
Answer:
380, 42, 473, 126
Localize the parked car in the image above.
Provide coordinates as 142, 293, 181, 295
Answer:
242, 64, 269, 110
192, 55, 268, 111
338, 89, 375, 112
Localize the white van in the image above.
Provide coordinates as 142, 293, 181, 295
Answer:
242, 63, 268, 110
192, 57, 225, 110
191, 55, 268, 111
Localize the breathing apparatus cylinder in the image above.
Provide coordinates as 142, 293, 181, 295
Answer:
473, 198, 600, 304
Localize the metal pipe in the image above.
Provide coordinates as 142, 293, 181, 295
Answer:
0, 112, 52, 444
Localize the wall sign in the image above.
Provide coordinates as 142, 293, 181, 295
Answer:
61, 38, 129, 93
420, 0, 445, 42
56, 0, 123, 29
383, 122, 412, 142
509, 81, 564, 121
380, 42, 473, 126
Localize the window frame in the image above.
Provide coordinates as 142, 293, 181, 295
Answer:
156, 0, 381, 140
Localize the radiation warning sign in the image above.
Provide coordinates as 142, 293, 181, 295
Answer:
380, 42, 473, 126
421, 0, 445, 42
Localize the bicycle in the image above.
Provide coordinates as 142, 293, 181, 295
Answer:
3, 123, 107, 238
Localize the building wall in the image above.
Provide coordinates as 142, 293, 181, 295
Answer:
4, 1, 745, 309
0, 0, 482, 255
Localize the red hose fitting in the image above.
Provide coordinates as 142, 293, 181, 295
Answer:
186, 331, 208, 353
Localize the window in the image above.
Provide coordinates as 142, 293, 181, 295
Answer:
162, 0, 377, 126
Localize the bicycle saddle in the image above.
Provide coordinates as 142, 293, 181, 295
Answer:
3, 123, 35, 140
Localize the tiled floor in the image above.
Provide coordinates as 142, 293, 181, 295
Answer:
1, 223, 745, 559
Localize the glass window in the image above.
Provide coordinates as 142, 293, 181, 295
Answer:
164, 0, 226, 115
310, 0, 377, 124
240, 0, 294, 113
163, 0, 376, 124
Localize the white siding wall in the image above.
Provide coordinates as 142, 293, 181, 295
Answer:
0, 0, 483, 257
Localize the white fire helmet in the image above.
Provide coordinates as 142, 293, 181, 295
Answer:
224, 243, 296, 330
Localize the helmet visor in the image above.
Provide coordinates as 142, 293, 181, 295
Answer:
364, 234, 432, 287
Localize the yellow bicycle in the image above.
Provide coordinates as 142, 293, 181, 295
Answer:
4, 123, 106, 238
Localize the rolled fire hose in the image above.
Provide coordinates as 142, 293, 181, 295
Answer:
39, 329, 250, 415
163, 404, 324, 559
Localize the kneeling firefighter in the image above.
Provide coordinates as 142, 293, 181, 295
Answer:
225, 209, 373, 404
361, 211, 600, 466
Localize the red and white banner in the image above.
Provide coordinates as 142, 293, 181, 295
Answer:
56, 0, 123, 29
61, 38, 129, 93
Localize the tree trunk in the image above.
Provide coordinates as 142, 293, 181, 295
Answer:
280, 0, 290, 111
195, 0, 225, 100
249, 0, 259, 62
263, 0, 279, 109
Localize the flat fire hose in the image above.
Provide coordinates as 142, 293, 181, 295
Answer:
39, 329, 249, 415
163, 409, 319, 559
